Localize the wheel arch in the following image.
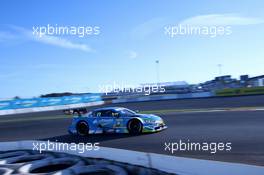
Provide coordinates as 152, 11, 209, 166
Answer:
76, 120, 90, 136
127, 117, 144, 126
126, 117, 144, 134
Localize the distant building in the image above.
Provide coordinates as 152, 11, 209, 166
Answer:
156, 81, 190, 94
247, 75, 264, 87
199, 75, 241, 91
240, 75, 249, 82
215, 75, 232, 82
104, 74, 264, 98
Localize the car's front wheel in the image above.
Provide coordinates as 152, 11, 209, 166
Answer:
127, 119, 142, 135
77, 121, 89, 136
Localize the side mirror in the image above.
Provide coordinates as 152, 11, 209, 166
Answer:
135, 110, 140, 113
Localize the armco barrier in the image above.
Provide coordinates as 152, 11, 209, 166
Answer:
0, 101, 104, 116
0, 92, 213, 115
0, 94, 102, 110
0, 94, 104, 115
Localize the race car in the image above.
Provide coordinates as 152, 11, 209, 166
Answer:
68, 107, 167, 135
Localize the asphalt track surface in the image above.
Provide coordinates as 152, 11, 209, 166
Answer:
1, 95, 264, 166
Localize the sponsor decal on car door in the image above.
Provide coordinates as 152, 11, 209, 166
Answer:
98, 110, 115, 132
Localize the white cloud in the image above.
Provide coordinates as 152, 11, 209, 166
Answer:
180, 14, 264, 26
0, 31, 14, 41
0, 25, 93, 52
128, 50, 138, 59
0, 72, 19, 79
31, 34, 92, 52
130, 14, 264, 40
131, 17, 167, 39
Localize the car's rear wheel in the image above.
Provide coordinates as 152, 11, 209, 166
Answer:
127, 119, 142, 135
77, 121, 89, 136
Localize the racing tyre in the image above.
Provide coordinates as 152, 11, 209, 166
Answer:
77, 121, 89, 136
127, 119, 142, 135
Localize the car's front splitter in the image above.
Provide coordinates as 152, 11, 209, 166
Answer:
142, 125, 168, 133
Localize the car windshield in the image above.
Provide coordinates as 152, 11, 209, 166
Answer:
120, 109, 136, 115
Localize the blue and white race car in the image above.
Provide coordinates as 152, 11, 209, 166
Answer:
68, 107, 167, 135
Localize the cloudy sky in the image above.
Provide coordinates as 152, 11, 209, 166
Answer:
0, 0, 264, 98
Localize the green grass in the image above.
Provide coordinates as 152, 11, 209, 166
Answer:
216, 87, 264, 96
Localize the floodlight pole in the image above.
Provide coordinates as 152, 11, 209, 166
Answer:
217, 64, 222, 76
156, 60, 160, 85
